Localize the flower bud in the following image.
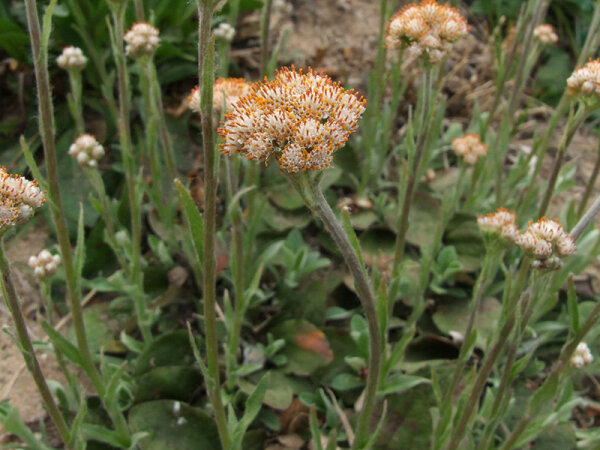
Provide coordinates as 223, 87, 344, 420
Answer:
57, 46, 88, 71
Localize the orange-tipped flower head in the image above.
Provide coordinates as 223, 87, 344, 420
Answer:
217, 67, 366, 173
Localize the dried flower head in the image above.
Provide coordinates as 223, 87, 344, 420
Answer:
217, 66, 366, 173
515, 217, 576, 264
57, 46, 87, 71
68, 134, 105, 169
28, 249, 61, 279
477, 208, 519, 245
533, 24, 558, 45
570, 342, 593, 369
386, 0, 469, 63
124, 23, 160, 58
452, 133, 488, 164
188, 78, 254, 115
567, 59, 600, 105
0, 168, 45, 229
213, 22, 235, 43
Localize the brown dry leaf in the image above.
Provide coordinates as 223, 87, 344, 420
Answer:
279, 397, 309, 434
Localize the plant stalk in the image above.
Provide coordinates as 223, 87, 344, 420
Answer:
393, 68, 433, 271
537, 105, 586, 218
0, 237, 71, 447
23, 0, 104, 395
198, 0, 230, 446
301, 176, 381, 450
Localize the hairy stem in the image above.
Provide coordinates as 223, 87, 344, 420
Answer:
23, 0, 103, 395
198, 1, 230, 446
0, 237, 71, 447
299, 176, 381, 450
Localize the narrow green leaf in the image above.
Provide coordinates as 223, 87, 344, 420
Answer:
81, 424, 128, 448
175, 179, 204, 268
380, 374, 430, 395
20, 136, 47, 191
231, 374, 268, 449
41, 320, 83, 367
309, 406, 323, 450
120, 330, 144, 354
0, 401, 53, 450
341, 208, 365, 270
67, 394, 88, 449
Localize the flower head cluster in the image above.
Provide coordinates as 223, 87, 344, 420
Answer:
567, 59, 600, 104
68, 134, 105, 169
124, 23, 160, 58
533, 24, 558, 45
515, 218, 576, 267
188, 78, 254, 115
213, 22, 235, 42
452, 133, 488, 164
0, 168, 45, 229
217, 66, 366, 172
28, 250, 61, 279
477, 208, 520, 244
570, 342, 593, 369
386, 0, 469, 63
57, 46, 87, 71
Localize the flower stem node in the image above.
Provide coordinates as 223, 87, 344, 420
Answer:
28, 249, 61, 279
570, 342, 593, 369
56, 46, 87, 71
217, 66, 366, 172
386, 0, 469, 64
0, 168, 45, 229
68, 134, 106, 169
124, 22, 160, 58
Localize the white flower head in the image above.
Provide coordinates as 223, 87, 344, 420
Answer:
57, 46, 88, 71
0, 168, 45, 229
124, 23, 160, 58
533, 24, 558, 45
213, 22, 235, 43
69, 134, 105, 169
570, 342, 593, 369
452, 133, 488, 164
188, 78, 254, 115
386, 0, 469, 63
28, 249, 61, 279
567, 59, 600, 107
516, 218, 577, 264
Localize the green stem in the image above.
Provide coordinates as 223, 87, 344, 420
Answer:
197, 0, 230, 447
0, 238, 71, 448
577, 147, 600, 218
110, 6, 151, 344
537, 105, 587, 218
393, 68, 433, 271
23, 0, 104, 395
150, 63, 177, 181
68, 70, 84, 135
299, 175, 381, 450
225, 159, 246, 391
439, 250, 496, 429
